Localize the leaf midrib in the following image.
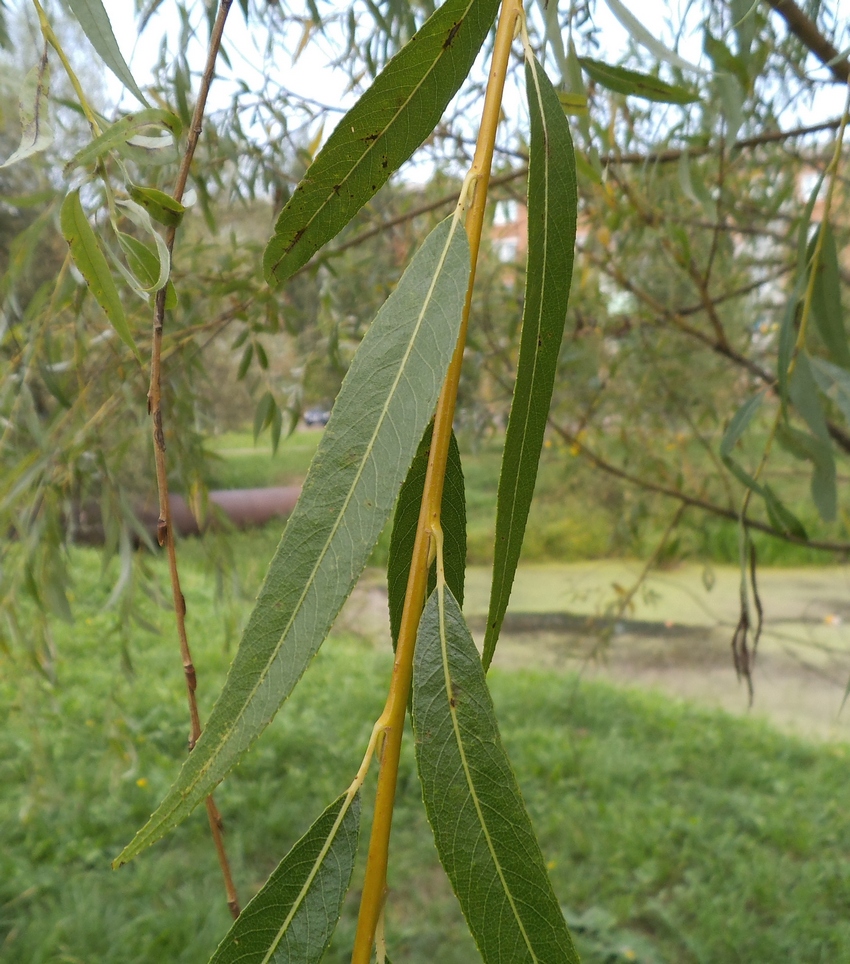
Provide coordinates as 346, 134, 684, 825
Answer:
142, 215, 465, 841
437, 585, 539, 961
270, 0, 478, 273
260, 791, 357, 964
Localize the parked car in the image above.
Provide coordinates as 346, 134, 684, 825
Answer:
303, 407, 331, 427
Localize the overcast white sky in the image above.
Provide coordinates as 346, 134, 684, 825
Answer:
97, 0, 849, 150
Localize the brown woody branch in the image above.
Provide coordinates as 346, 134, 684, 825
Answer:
145, 0, 240, 920
586, 248, 850, 457
456, 117, 844, 167
764, 0, 850, 83
293, 118, 845, 282
549, 422, 850, 553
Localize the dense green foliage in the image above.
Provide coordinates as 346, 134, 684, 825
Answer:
5, 0, 850, 957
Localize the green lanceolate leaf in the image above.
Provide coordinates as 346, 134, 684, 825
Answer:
777, 274, 806, 406
115, 215, 470, 866
704, 33, 750, 92
60, 190, 140, 361
67, 0, 149, 106
209, 791, 360, 964
776, 422, 836, 523
413, 585, 580, 964
808, 223, 850, 369
483, 55, 577, 670
720, 392, 768, 498
790, 352, 831, 442
64, 108, 180, 174
720, 391, 765, 460
116, 234, 175, 309
254, 391, 276, 442
387, 421, 466, 650
762, 484, 807, 540
263, 0, 500, 285
811, 355, 850, 426
579, 58, 699, 104
128, 185, 185, 227
601, 0, 706, 74
1, 55, 52, 169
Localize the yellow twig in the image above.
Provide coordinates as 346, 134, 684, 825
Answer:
31, 0, 101, 135
349, 1, 522, 959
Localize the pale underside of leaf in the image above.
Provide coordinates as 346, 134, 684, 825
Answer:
1, 56, 53, 169
209, 791, 360, 964
263, 0, 500, 285
413, 585, 579, 963
115, 215, 470, 866
483, 54, 577, 669
67, 0, 149, 105
116, 198, 171, 292
64, 108, 180, 174
602, 0, 707, 74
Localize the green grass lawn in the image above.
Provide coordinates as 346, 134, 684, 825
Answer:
2, 533, 850, 963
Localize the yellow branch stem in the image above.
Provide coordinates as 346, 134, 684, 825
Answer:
31, 0, 101, 135
349, 1, 522, 960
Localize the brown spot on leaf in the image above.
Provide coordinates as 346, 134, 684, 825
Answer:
284, 227, 306, 256
443, 21, 461, 49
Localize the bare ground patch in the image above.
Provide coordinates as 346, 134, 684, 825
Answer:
339, 563, 850, 742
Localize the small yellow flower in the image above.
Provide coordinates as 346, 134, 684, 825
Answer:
546, 860, 556, 870
136, 778, 148, 788
623, 950, 637, 961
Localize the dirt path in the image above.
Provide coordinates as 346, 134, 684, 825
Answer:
339, 562, 850, 742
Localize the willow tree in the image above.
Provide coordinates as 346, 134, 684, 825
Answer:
4, 0, 850, 960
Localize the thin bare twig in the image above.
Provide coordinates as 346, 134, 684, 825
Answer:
453, 117, 846, 166
291, 118, 844, 283
548, 421, 850, 554
580, 502, 687, 669
146, 0, 240, 920
585, 246, 850, 457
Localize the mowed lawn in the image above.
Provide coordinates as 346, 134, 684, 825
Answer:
2, 527, 850, 963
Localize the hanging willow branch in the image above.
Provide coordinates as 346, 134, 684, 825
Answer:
146, 0, 240, 920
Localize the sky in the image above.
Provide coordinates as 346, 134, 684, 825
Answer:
100, 0, 681, 116
91, 0, 850, 161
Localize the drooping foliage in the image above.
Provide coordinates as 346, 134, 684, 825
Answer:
3, 0, 850, 959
